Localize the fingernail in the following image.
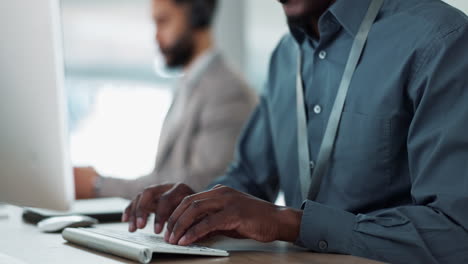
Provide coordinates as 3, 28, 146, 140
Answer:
137, 217, 143, 228
169, 233, 175, 244
154, 223, 161, 233
178, 236, 188, 245
122, 214, 128, 222
164, 230, 170, 241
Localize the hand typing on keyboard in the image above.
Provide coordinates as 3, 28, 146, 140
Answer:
122, 183, 195, 234
122, 183, 303, 247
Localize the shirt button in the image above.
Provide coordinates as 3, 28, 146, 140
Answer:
310, 161, 315, 169
318, 50, 327, 60
318, 240, 328, 251
313, 105, 322, 114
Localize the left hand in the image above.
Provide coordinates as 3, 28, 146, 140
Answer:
74, 167, 99, 199
164, 185, 303, 246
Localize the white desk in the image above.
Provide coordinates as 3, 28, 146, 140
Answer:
0, 205, 383, 264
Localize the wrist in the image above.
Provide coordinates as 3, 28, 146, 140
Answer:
275, 206, 303, 242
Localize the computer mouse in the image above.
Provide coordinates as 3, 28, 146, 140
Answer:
37, 215, 99, 233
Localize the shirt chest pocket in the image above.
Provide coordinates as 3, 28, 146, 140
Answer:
324, 111, 392, 203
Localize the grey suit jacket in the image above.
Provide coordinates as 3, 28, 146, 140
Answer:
96, 53, 258, 199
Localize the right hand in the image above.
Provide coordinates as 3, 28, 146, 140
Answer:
122, 183, 195, 234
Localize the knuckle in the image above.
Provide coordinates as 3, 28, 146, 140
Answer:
135, 197, 143, 209
124, 208, 131, 216
187, 221, 205, 239
167, 188, 181, 200
225, 193, 236, 203
181, 195, 193, 205
218, 186, 232, 195
156, 203, 170, 219
185, 228, 195, 240
159, 193, 168, 203
140, 192, 151, 203
176, 183, 191, 194
202, 216, 212, 227
167, 216, 175, 226
144, 184, 158, 191
191, 200, 201, 209
174, 183, 185, 191
181, 184, 191, 192
172, 222, 181, 234
142, 187, 152, 194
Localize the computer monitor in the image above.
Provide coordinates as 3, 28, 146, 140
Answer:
0, 0, 74, 210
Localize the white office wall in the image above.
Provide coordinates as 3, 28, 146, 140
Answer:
62, 0, 247, 80
61, 0, 158, 81
214, 0, 245, 73
214, 0, 288, 91
244, 0, 288, 91
444, 0, 468, 14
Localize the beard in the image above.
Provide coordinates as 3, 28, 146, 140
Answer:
283, 0, 334, 33
287, 14, 311, 31
160, 30, 195, 69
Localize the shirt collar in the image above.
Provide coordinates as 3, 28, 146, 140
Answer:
329, 0, 374, 37
290, 0, 374, 43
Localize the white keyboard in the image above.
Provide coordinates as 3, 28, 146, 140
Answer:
87, 228, 228, 256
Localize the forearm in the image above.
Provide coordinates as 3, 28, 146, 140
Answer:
96, 173, 159, 200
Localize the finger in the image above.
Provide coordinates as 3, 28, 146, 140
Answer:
177, 212, 233, 246
135, 189, 162, 229
154, 220, 164, 235
128, 184, 172, 234
135, 202, 150, 230
166, 187, 230, 235
168, 198, 224, 244
128, 194, 141, 232
154, 184, 190, 236
122, 201, 133, 222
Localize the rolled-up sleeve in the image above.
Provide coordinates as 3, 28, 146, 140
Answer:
296, 24, 468, 264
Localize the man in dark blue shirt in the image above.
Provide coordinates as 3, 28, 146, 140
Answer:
123, 0, 468, 263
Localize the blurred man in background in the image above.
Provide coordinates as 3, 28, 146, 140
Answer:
74, 0, 257, 200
